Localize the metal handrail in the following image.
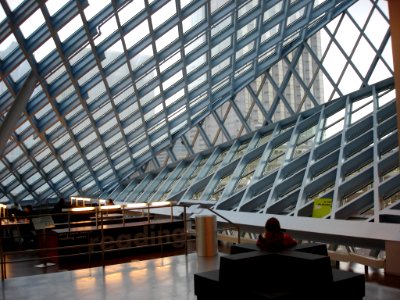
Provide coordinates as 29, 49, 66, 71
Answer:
0, 204, 193, 280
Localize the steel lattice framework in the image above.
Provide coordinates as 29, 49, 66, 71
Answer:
0, 0, 395, 219
118, 78, 398, 223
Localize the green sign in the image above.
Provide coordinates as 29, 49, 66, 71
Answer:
312, 198, 332, 218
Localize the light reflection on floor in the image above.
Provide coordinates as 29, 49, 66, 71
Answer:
1, 243, 400, 300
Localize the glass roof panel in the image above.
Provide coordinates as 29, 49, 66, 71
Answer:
211, 16, 232, 37
94, 16, 118, 46
155, 26, 179, 52
6, 0, 24, 11
0, 0, 392, 209
182, 6, 205, 33
84, 0, 108, 21
58, 15, 83, 42
10, 60, 30, 82
19, 8, 45, 38
151, 1, 177, 30
124, 20, 150, 49
0, 34, 17, 60
45, 0, 68, 16
118, 0, 145, 26
0, 5, 5, 23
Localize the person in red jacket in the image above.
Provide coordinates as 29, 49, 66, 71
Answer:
256, 217, 297, 252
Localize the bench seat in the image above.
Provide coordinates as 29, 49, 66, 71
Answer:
194, 243, 365, 299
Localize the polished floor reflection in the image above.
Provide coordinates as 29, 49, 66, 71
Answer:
1, 251, 400, 300
0, 253, 219, 300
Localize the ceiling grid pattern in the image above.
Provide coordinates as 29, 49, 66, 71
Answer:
0, 0, 395, 215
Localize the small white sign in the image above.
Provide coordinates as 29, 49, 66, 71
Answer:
32, 216, 55, 230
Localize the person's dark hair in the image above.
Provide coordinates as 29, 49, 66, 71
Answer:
24, 205, 33, 214
265, 217, 281, 233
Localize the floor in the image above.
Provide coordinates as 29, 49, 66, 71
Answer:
1, 245, 400, 300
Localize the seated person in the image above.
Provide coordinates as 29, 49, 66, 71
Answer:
7, 203, 24, 221
256, 217, 297, 252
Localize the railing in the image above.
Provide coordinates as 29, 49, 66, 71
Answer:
0, 203, 194, 280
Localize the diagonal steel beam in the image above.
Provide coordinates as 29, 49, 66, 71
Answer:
0, 71, 36, 157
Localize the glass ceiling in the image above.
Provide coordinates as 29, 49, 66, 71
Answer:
0, 0, 394, 205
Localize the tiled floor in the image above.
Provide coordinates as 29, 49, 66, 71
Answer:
1, 245, 400, 300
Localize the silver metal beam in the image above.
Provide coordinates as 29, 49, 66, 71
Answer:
0, 71, 36, 157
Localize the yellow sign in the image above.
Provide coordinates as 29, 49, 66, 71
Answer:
312, 198, 332, 218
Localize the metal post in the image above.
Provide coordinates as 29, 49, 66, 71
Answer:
101, 211, 105, 268
68, 212, 71, 233
183, 206, 188, 256
0, 234, 5, 280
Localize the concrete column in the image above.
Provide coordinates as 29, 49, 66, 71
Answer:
195, 215, 218, 256
385, 240, 400, 276
387, 0, 400, 155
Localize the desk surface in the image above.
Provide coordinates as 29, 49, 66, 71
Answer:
1, 219, 30, 228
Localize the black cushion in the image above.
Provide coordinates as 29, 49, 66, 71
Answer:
194, 244, 365, 300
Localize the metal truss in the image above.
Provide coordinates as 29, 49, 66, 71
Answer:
0, 0, 394, 206
117, 77, 399, 224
